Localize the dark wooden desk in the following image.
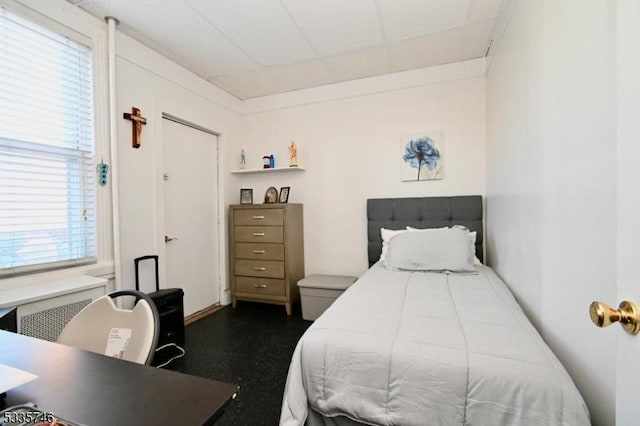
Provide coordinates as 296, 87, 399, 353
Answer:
0, 330, 238, 425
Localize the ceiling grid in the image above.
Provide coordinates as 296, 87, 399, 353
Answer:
70, 0, 503, 99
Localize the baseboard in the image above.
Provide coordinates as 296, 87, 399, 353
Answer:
184, 304, 225, 325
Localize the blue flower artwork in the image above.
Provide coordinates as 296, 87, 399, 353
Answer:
400, 133, 443, 181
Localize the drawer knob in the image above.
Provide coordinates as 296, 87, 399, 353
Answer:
254, 284, 267, 288
252, 232, 265, 236
252, 215, 265, 220
252, 250, 266, 254
253, 267, 267, 271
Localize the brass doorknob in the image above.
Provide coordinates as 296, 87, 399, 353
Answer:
589, 300, 640, 335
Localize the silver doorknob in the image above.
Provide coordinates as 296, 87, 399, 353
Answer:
164, 235, 178, 243
589, 300, 640, 335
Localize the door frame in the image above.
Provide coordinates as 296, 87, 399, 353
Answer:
615, 0, 640, 423
151, 99, 227, 307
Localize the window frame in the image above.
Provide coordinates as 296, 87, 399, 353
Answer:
0, 0, 112, 286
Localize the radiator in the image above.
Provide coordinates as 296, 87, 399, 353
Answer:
1, 276, 108, 342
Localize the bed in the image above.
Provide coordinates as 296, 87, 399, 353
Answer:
280, 196, 589, 426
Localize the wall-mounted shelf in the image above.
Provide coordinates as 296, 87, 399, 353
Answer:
231, 166, 305, 175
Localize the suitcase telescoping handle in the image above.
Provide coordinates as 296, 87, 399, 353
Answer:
134, 255, 160, 292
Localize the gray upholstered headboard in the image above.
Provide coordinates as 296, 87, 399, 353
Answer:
367, 195, 483, 267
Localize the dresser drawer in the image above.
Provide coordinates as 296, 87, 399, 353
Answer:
234, 209, 283, 226
235, 259, 285, 279
234, 226, 283, 243
235, 243, 284, 260
235, 276, 285, 297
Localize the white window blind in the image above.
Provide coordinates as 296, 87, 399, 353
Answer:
0, 8, 97, 275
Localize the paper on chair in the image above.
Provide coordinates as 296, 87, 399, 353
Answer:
105, 328, 132, 359
0, 363, 38, 394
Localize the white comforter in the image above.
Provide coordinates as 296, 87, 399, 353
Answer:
280, 264, 590, 426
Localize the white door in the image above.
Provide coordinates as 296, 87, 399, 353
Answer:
615, 1, 640, 423
162, 117, 219, 317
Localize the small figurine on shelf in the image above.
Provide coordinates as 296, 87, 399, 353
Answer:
288, 141, 298, 167
240, 149, 247, 169
269, 154, 275, 169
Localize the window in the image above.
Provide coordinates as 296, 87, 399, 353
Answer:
0, 8, 97, 275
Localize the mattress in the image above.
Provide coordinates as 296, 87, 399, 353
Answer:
280, 263, 590, 426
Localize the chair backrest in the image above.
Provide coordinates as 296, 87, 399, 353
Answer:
57, 290, 160, 365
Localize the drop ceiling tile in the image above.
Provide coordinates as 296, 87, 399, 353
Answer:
281, 0, 383, 57
468, 0, 504, 22
323, 46, 391, 81
377, 0, 472, 41
73, 0, 144, 19
216, 69, 285, 99
187, 0, 316, 67
78, 0, 260, 77
207, 77, 247, 99
388, 28, 464, 72
267, 60, 336, 92
460, 19, 494, 60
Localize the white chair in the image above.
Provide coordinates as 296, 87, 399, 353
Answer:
57, 290, 160, 365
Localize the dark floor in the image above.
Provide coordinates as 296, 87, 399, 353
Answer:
167, 302, 311, 426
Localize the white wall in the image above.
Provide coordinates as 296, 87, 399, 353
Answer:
233, 61, 486, 276
115, 33, 242, 304
486, 1, 617, 424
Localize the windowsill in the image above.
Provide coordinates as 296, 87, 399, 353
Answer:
0, 275, 108, 309
0, 262, 115, 294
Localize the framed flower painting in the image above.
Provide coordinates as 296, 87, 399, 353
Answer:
400, 131, 443, 181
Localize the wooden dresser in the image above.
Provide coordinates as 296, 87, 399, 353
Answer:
229, 204, 304, 315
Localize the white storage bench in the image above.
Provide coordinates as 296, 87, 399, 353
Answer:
298, 274, 357, 321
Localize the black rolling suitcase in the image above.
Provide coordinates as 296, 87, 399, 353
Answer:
134, 255, 185, 348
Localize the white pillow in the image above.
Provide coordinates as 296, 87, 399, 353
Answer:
406, 226, 482, 265
384, 227, 476, 272
379, 228, 409, 261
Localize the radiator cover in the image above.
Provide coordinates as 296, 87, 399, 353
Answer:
20, 299, 92, 341
12, 282, 107, 342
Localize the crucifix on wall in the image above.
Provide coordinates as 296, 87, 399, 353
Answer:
123, 107, 147, 148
